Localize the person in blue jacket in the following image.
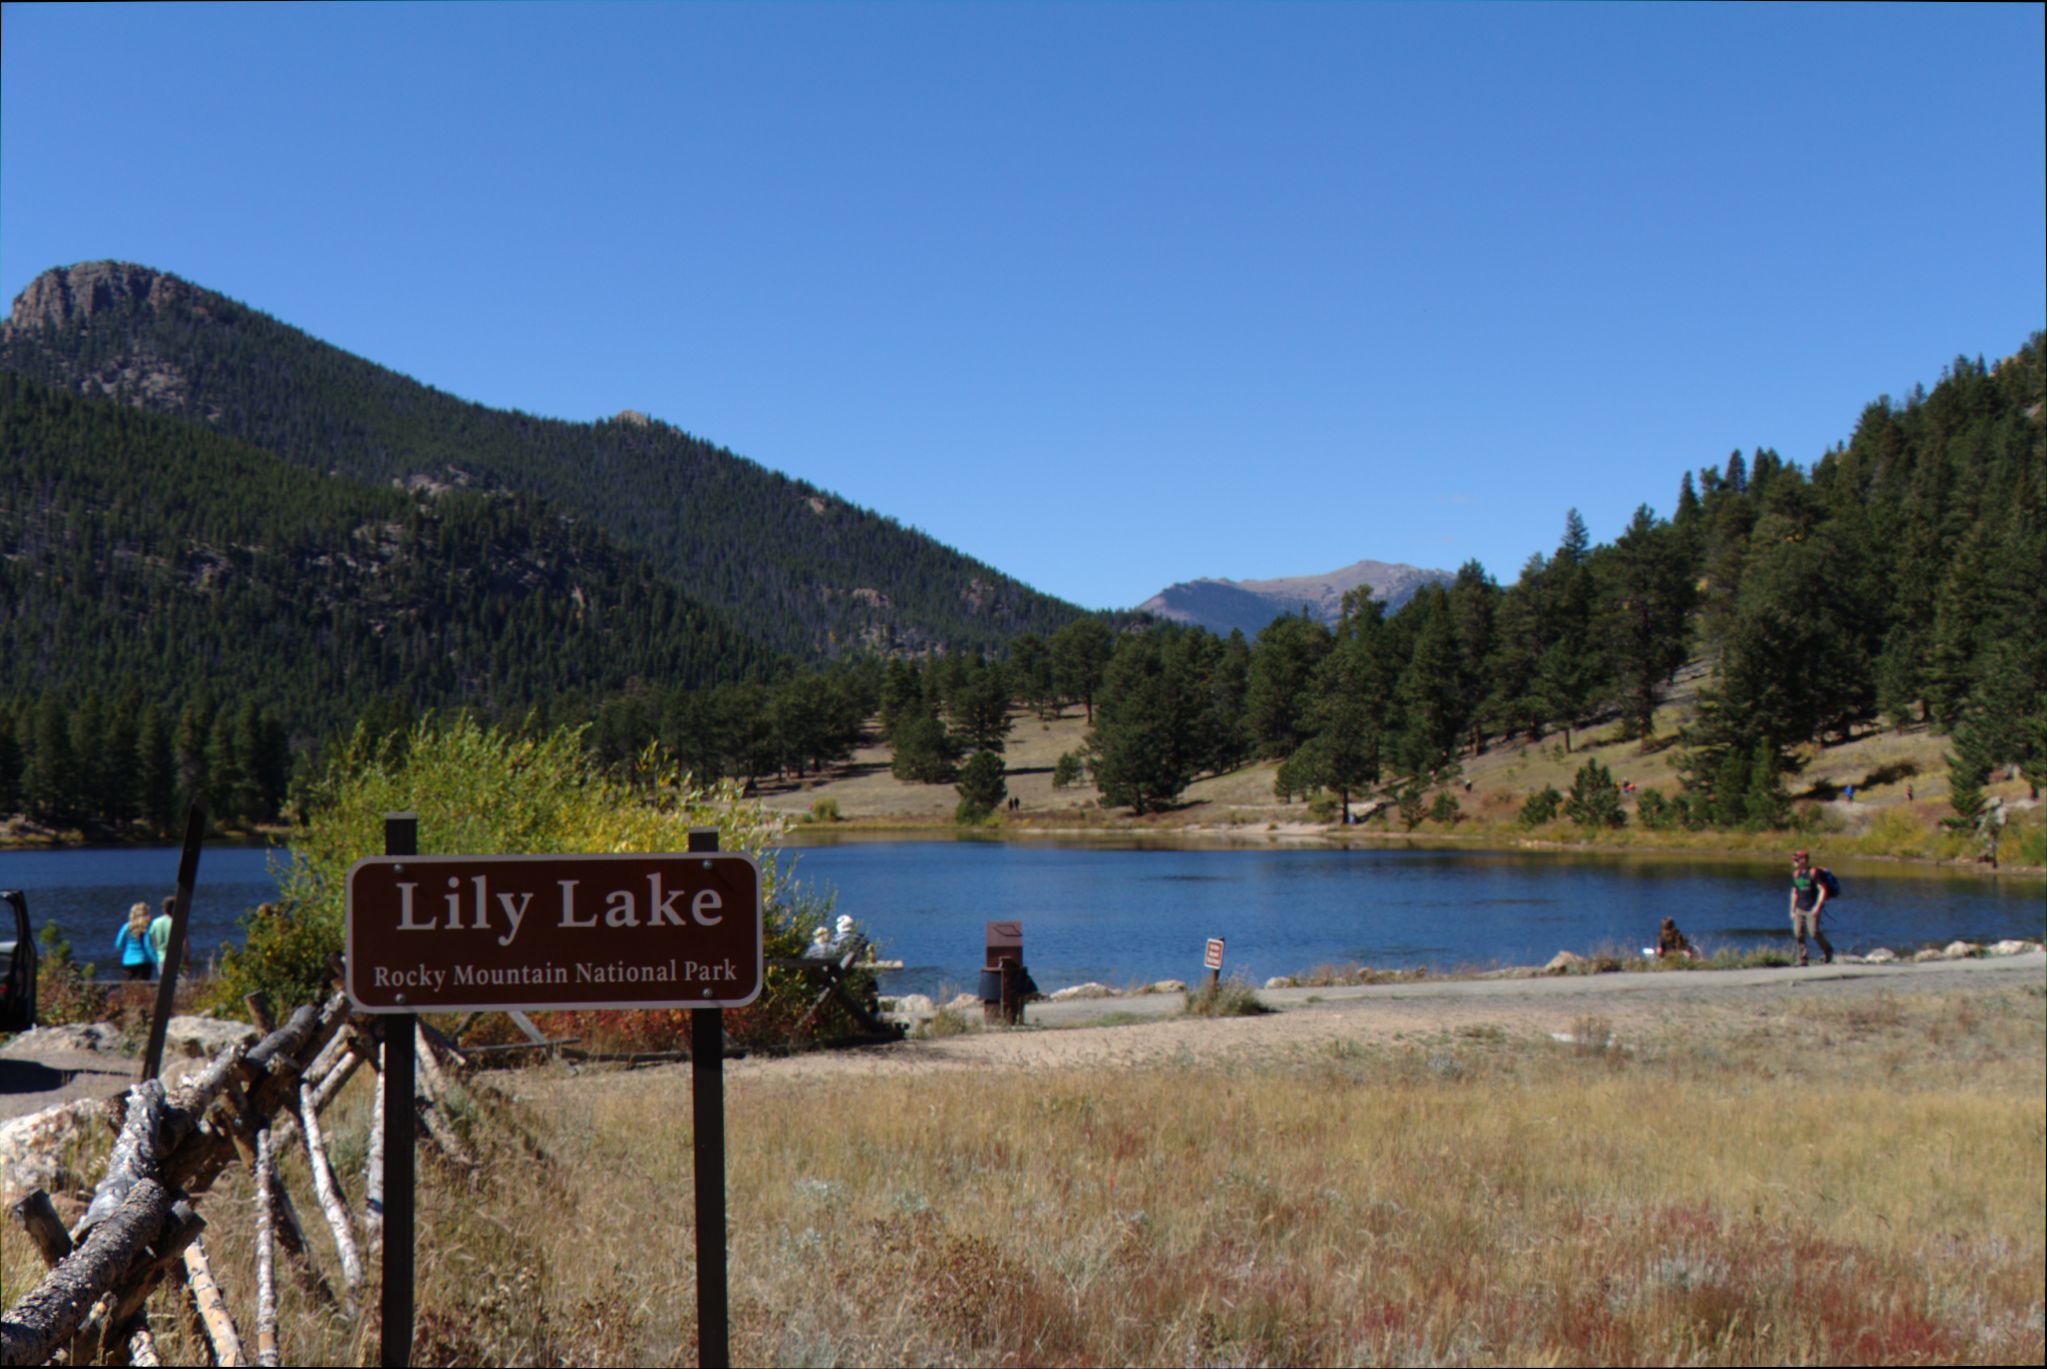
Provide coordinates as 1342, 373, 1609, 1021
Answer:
113, 901, 158, 981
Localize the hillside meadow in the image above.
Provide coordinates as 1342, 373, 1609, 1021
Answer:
757, 698, 2045, 871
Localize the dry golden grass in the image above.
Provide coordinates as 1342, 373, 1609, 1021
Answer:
10, 979, 2035, 1366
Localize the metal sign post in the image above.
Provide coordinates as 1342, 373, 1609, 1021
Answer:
381, 813, 417, 1369
344, 827, 759, 1369
687, 827, 729, 1368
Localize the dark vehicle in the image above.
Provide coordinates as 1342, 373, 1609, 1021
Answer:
1, 889, 35, 1032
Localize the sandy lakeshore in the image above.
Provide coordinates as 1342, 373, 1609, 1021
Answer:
658, 949, 2047, 1088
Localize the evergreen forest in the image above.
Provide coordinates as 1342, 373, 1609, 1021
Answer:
0, 262, 1081, 660
2, 265, 2041, 844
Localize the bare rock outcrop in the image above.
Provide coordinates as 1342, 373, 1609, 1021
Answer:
5, 261, 190, 333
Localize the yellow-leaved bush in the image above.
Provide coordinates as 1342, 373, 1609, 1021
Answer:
209, 717, 871, 1049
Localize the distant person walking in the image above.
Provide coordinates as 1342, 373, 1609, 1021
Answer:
114, 901, 158, 982
146, 895, 175, 968
1788, 850, 1833, 967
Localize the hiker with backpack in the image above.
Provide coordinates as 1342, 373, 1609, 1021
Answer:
1789, 849, 1836, 966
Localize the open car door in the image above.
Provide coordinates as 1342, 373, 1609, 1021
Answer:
0, 890, 34, 1032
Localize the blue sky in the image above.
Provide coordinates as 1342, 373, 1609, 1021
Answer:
4, 3, 2042, 612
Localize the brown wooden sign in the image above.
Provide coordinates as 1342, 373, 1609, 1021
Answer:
345, 852, 762, 1013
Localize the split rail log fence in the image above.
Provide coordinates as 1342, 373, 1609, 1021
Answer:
2, 984, 487, 1367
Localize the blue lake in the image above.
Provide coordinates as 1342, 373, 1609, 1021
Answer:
2, 838, 2039, 997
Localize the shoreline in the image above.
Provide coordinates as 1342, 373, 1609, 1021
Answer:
8, 817, 2038, 879
780, 816, 2047, 878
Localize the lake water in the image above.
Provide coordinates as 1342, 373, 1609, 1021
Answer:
3, 838, 2040, 997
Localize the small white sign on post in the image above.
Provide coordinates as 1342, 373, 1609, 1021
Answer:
1204, 938, 1225, 972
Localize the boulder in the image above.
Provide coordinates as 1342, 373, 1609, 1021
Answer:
1263, 976, 1294, 990
1912, 947, 1945, 962
1544, 951, 1585, 974
880, 993, 936, 1027
1987, 939, 2039, 957
1149, 979, 1187, 995
1940, 940, 1980, 960
1, 1022, 125, 1055
164, 1015, 261, 1059
943, 993, 980, 1015
1, 1097, 110, 1203
1860, 946, 1898, 964
1048, 982, 1114, 1001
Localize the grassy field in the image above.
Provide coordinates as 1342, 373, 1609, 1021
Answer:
15, 976, 2038, 1366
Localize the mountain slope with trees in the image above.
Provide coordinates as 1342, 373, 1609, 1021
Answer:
0, 260, 1083, 658
0, 371, 784, 827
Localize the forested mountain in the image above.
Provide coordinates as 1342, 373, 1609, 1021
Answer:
0, 371, 777, 747
1069, 338, 2045, 820
0, 261, 1082, 658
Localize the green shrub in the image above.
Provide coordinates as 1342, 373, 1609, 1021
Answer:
1306, 790, 1341, 823
1635, 787, 1677, 830
1428, 790, 1462, 826
806, 796, 842, 824
1396, 779, 1429, 831
1519, 785, 1563, 826
914, 1005, 974, 1038
1565, 759, 1626, 829
1051, 750, 1086, 789
1184, 978, 1271, 1017
33, 922, 108, 1027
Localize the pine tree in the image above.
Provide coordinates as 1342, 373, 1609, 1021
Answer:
136, 703, 177, 834
890, 712, 958, 784
954, 750, 1007, 820
29, 692, 78, 824
1050, 618, 1114, 723
1597, 506, 1695, 742
1243, 613, 1330, 759
1743, 739, 1790, 829
1090, 631, 1200, 814
1564, 758, 1626, 829
1393, 589, 1463, 774
0, 710, 21, 815
947, 660, 1013, 754
1295, 624, 1391, 820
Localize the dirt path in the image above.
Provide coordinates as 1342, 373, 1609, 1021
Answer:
706, 951, 2046, 1087
0, 1040, 138, 1123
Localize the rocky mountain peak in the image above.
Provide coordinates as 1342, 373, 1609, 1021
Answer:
5, 261, 197, 333
1136, 559, 1452, 638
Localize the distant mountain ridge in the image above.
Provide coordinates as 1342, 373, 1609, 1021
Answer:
1138, 560, 1452, 638
0, 260, 1082, 658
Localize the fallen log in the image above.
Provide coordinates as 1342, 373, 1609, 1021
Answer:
365, 1041, 386, 1245
308, 1044, 365, 1115
0, 1177, 176, 1367
218, 1077, 341, 1314
168, 995, 351, 1198
74, 1082, 167, 1243
296, 1078, 363, 1293
182, 1239, 247, 1368
253, 1131, 279, 1369
97, 1203, 204, 1364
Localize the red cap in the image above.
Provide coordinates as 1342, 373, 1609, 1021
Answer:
1793, 849, 1809, 861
